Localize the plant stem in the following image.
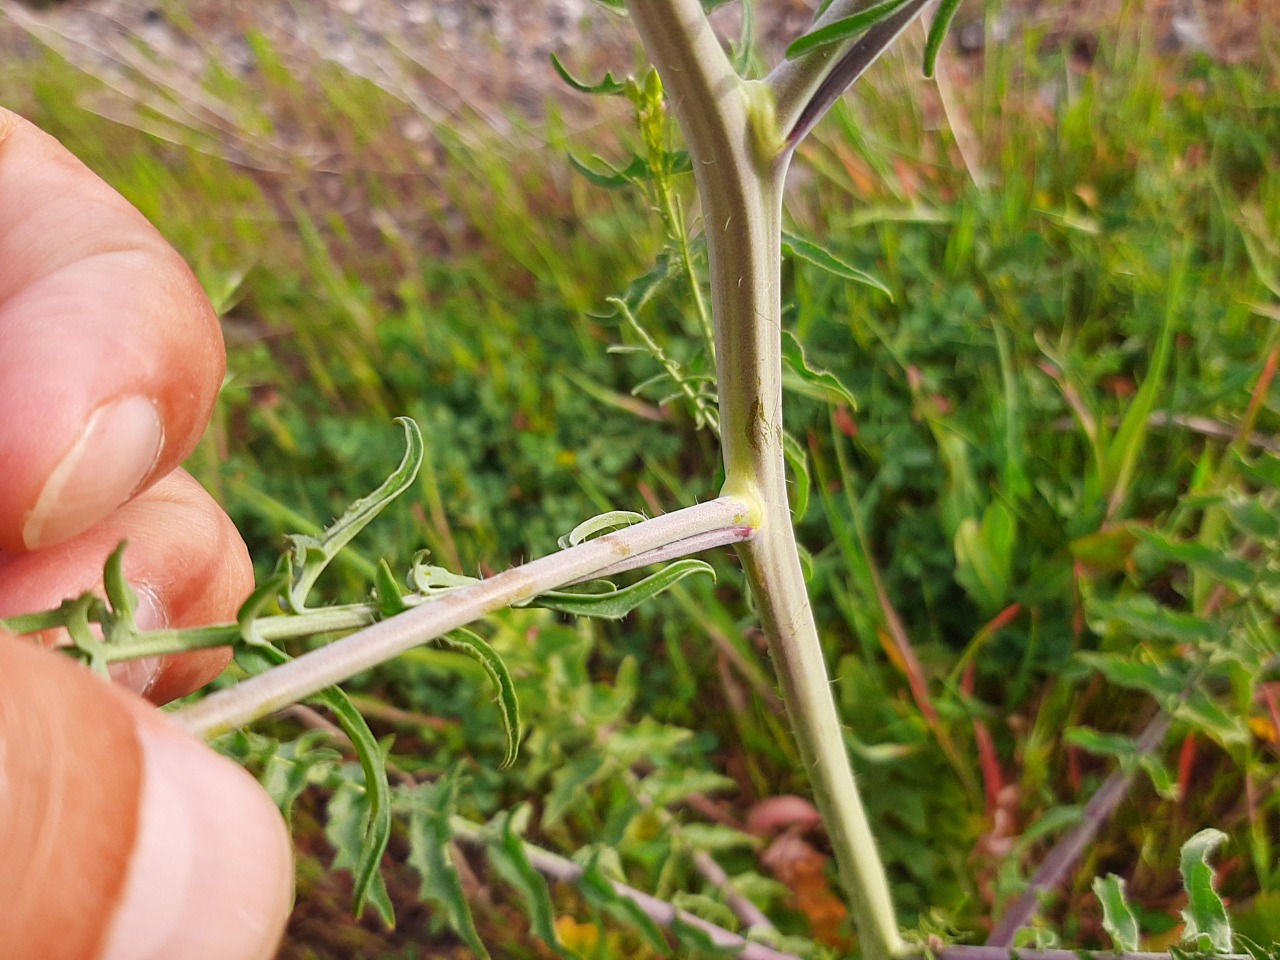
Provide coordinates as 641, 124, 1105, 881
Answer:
624, 4, 902, 958
174, 496, 752, 739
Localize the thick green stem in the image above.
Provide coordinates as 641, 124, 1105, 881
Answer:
625, 4, 902, 958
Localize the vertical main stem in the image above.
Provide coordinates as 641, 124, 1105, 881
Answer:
626, 4, 903, 958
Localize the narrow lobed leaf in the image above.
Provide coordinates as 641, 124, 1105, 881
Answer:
781, 231, 892, 297
923, 0, 964, 77
1093, 874, 1142, 952
405, 773, 490, 958
435, 628, 522, 768
533, 559, 715, 620
785, 0, 914, 58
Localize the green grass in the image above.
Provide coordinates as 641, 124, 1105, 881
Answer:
4, 6, 1279, 955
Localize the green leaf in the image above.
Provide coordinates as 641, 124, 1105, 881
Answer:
785, 0, 914, 58
953, 501, 1016, 614
436, 628, 521, 768
236, 570, 289, 646
102, 541, 137, 624
312, 687, 395, 922
1075, 652, 1188, 699
568, 151, 692, 190
576, 847, 668, 951
1180, 828, 1233, 952
781, 429, 812, 521
923, 0, 963, 77
1132, 526, 1256, 587
780, 330, 859, 408
1176, 691, 1251, 745
284, 418, 424, 611
325, 779, 394, 925
557, 510, 647, 550
408, 552, 479, 594
1064, 727, 1137, 761
405, 773, 489, 958
1101, 270, 1178, 516
1087, 595, 1221, 646
374, 558, 408, 617
232, 640, 393, 920
550, 52, 627, 96
486, 809, 582, 959
1093, 874, 1142, 952
781, 230, 892, 297
533, 560, 715, 620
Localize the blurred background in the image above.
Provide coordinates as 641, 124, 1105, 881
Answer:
2, 1, 1278, 956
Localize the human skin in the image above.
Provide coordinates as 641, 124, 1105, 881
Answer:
0, 106, 292, 960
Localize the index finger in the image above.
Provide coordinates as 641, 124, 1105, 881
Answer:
0, 107, 224, 551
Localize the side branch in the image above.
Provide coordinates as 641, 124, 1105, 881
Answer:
768, 0, 935, 147
175, 497, 753, 739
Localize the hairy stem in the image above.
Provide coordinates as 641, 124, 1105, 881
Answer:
174, 496, 752, 738
625, 3, 902, 958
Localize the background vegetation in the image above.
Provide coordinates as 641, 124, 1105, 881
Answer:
2, 1, 1278, 956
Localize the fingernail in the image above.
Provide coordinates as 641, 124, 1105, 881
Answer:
22, 396, 163, 550
106, 585, 167, 696
100, 717, 293, 960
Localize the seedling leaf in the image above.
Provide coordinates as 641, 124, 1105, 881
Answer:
436, 628, 521, 768
782, 230, 892, 297
1093, 874, 1142, 952
1180, 828, 1232, 952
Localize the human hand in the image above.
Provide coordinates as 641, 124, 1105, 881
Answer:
0, 107, 292, 959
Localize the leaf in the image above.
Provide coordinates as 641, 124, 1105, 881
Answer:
550, 52, 627, 96
284, 418, 424, 611
408, 552, 479, 594
780, 330, 859, 408
1075, 652, 1188, 700
232, 640, 393, 921
1093, 874, 1142, 952
785, 0, 914, 58
436, 628, 521, 768
1132, 526, 1256, 587
1180, 828, 1233, 952
486, 809, 582, 959
405, 773, 489, 958
102, 540, 137, 623
557, 510, 647, 550
923, 0, 963, 77
1087, 595, 1222, 646
781, 231, 892, 297
374, 558, 408, 617
1102, 275, 1177, 517
325, 779, 395, 925
568, 151, 691, 190
312, 686, 395, 922
533, 560, 715, 620
782, 429, 812, 521
1064, 727, 1137, 761
953, 501, 1016, 614
576, 847, 668, 951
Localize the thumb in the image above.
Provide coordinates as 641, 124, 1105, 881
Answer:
0, 637, 293, 960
